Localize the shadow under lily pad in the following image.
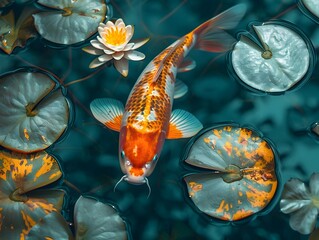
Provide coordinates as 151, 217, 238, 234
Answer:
0, 68, 71, 153
0, 149, 64, 239
183, 123, 280, 223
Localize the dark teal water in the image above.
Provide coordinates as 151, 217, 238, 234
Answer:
1, 0, 319, 239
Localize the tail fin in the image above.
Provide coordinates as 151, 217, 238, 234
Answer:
193, 4, 247, 52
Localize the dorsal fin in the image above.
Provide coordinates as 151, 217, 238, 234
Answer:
143, 39, 183, 83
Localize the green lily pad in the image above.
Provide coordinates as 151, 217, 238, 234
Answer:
33, 0, 109, 45
0, 69, 71, 153
0, 149, 64, 239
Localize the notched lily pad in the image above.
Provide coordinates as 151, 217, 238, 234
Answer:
27, 196, 128, 240
0, 8, 37, 54
228, 20, 316, 94
0, 69, 71, 153
183, 124, 280, 222
33, 0, 110, 45
0, 149, 64, 239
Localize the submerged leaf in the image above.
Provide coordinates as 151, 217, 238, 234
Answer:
33, 0, 109, 45
183, 124, 279, 222
0, 8, 37, 54
0, 69, 71, 153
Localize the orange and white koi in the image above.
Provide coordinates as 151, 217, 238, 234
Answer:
90, 4, 247, 191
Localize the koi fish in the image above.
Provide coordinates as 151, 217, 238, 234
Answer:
90, 4, 247, 191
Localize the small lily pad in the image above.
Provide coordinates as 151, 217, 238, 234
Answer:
183, 123, 280, 222
0, 69, 71, 153
27, 196, 128, 239
229, 20, 316, 94
33, 0, 110, 45
0, 149, 64, 239
0, 8, 37, 54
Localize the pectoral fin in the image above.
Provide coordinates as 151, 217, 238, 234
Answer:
167, 109, 203, 139
90, 98, 124, 132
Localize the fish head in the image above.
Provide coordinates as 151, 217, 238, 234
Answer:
119, 126, 165, 184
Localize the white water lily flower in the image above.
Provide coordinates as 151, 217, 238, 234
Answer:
280, 173, 319, 235
83, 18, 149, 77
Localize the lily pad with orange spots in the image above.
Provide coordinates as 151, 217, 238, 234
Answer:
0, 68, 72, 153
33, 0, 110, 46
183, 123, 280, 223
0, 149, 64, 239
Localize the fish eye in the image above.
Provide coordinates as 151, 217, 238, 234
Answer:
120, 150, 125, 159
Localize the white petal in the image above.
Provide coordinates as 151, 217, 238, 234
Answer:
97, 36, 107, 47
124, 50, 145, 61
82, 46, 104, 55
91, 40, 105, 50
99, 22, 106, 28
114, 59, 129, 77
113, 52, 125, 60
98, 26, 106, 36
289, 204, 318, 234
280, 178, 311, 214
115, 18, 125, 27
131, 38, 150, 50
106, 20, 114, 28
125, 25, 134, 42
89, 58, 105, 68
103, 48, 115, 55
310, 173, 319, 196
123, 43, 134, 51
98, 54, 113, 62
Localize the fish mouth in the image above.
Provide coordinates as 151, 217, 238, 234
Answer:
114, 174, 151, 198
125, 175, 146, 185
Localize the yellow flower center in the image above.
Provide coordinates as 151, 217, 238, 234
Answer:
104, 27, 127, 46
